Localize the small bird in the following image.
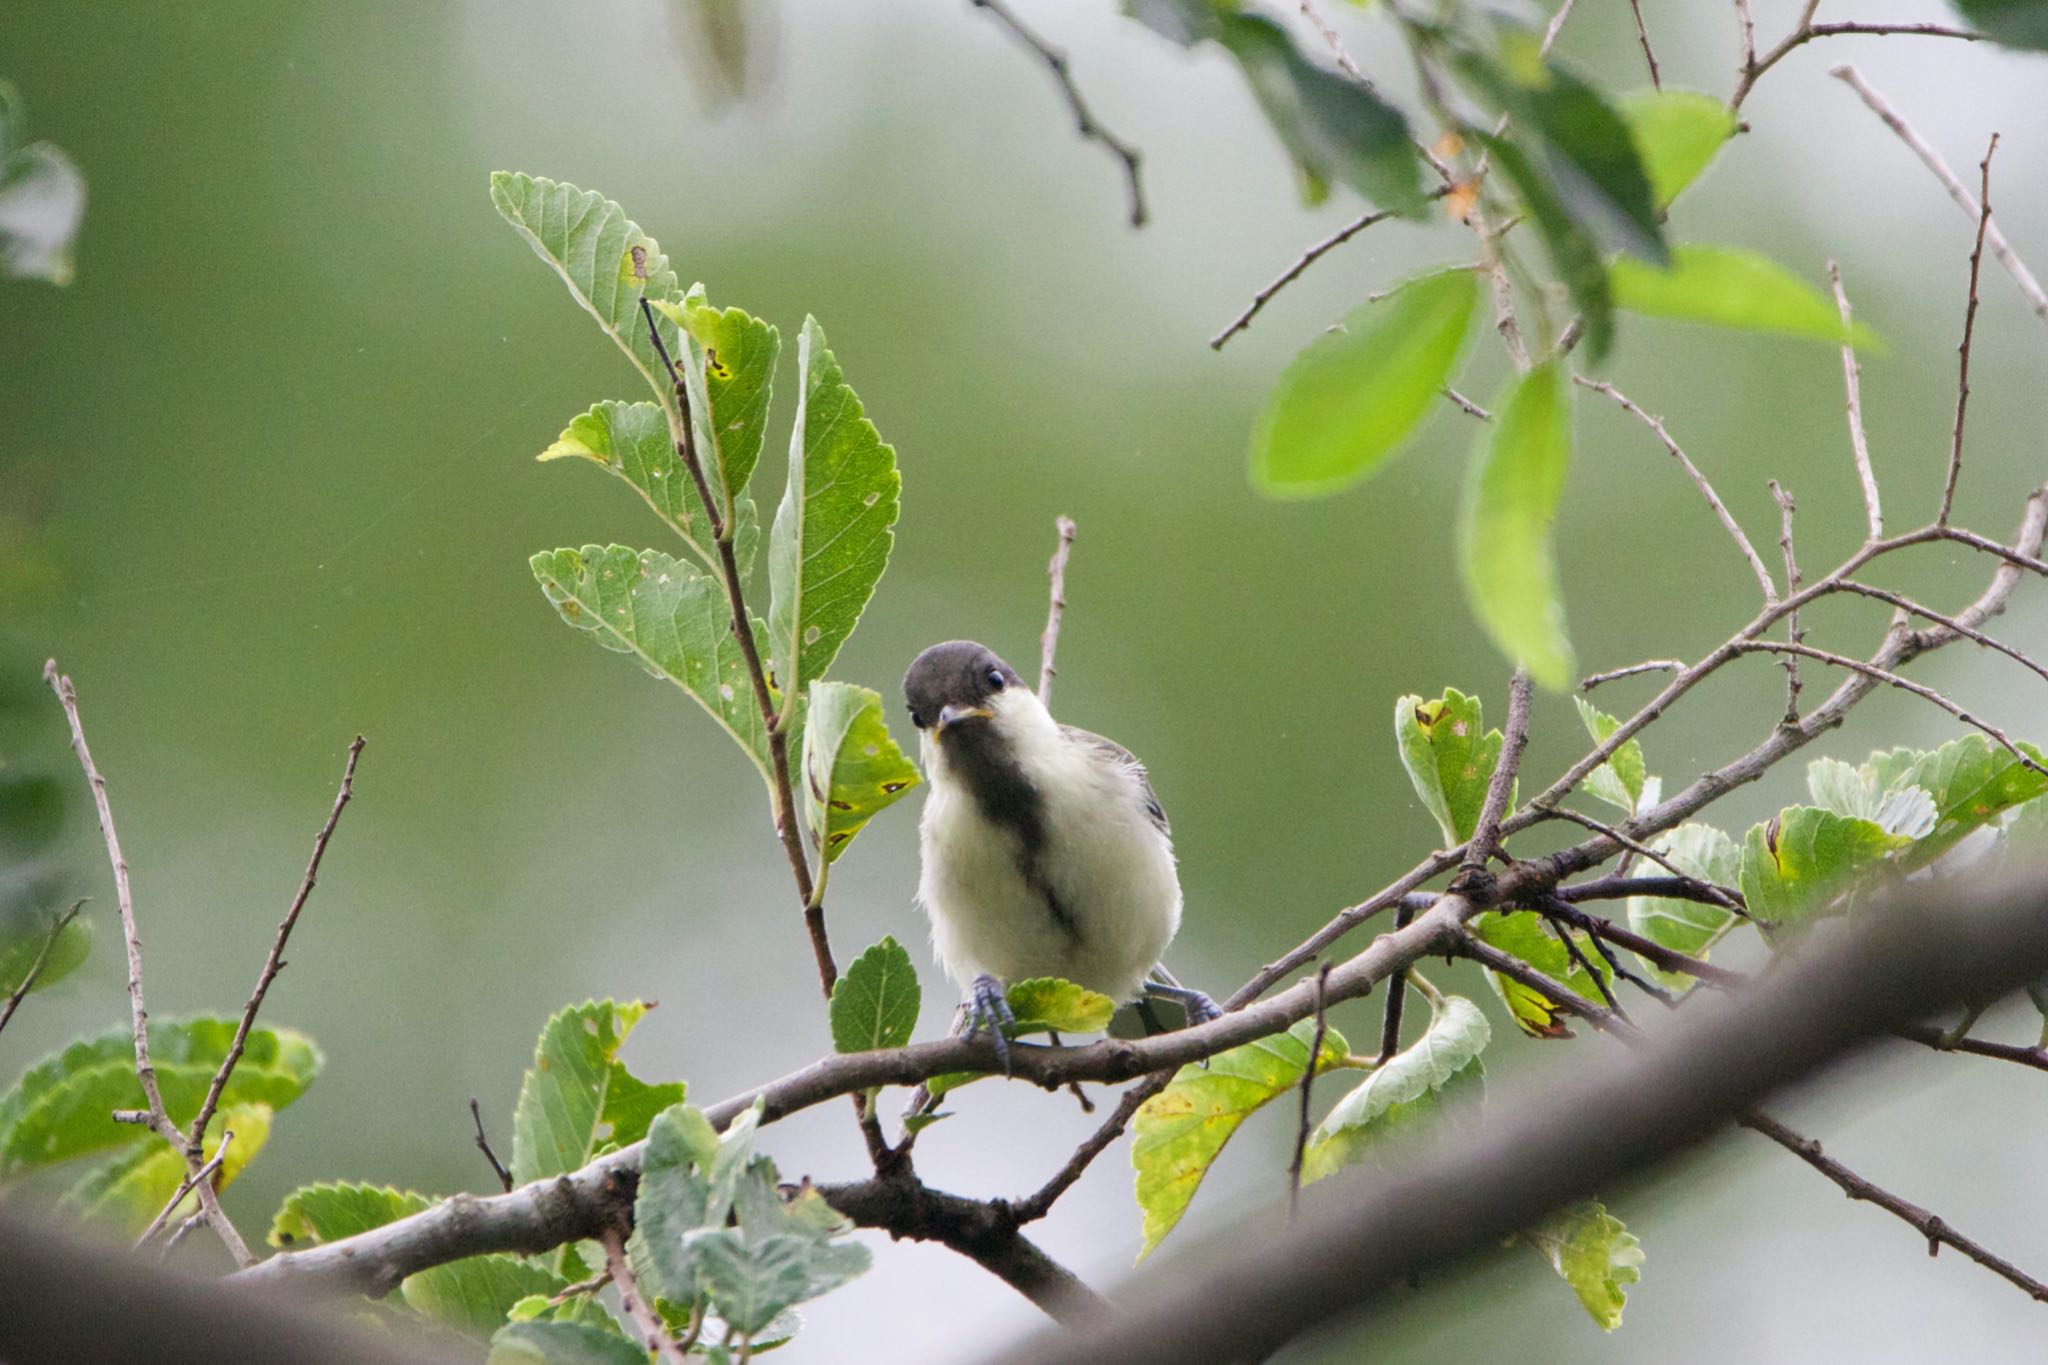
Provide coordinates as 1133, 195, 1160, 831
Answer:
904, 640, 1217, 1064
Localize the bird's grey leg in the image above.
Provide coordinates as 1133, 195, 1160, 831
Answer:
1145, 964, 1223, 1025
965, 973, 1018, 1075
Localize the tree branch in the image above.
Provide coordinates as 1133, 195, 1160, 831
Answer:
1829, 262, 1883, 540
1942, 133, 1996, 526
1037, 515, 1076, 706
0, 898, 84, 1039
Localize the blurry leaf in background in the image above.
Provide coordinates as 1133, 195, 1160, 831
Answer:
1626, 823, 1741, 995
664, 0, 762, 112
1250, 269, 1480, 498
0, 80, 85, 285
1950, 0, 2048, 50
1458, 361, 1574, 690
1395, 687, 1505, 847
766, 318, 902, 711
1611, 247, 1879, 345
1529, 1200, 1644, 1330
1478, 133, 1614, 358
829, 936, 921, 1055
1739, 806, 1911, 930
1131, 1018, 1350, 1260
490, 1320, 648, 1365
1573, 698, 1648, 814
60, 1102, 271, 1236
1618, 90, 1737, 210
0, 899, 87, 998
1301, 994, 1487, 1183
510, 999, 684, 1187
800, 681, 920, 869
1806, 756, 1935, 840
1468, 909, 1612, 1037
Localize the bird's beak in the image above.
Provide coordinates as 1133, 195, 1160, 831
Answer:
936, 703, 994, 733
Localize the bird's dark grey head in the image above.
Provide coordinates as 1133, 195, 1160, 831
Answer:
904, 640, 1025, 731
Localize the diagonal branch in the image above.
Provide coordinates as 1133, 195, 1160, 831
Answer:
1037, 515, 1077, 705
1942, 134, 1997, 526
1829, 262, 1883, 540
0, 899, 84, 1039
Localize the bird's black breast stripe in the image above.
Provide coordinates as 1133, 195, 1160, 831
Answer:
945, 725, 1083, 945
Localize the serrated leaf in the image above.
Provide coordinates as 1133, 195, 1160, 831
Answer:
0, 80, 85, 286
1395, 688, 1506, 846
1625, 823, 1742, 993
1532, 1200, 1643, 1330
765, 318, 901, 711
633, 1103, 717, 1306
1619, 90, 1736, 209
690, 1229, 869, 1336
1612, 246, 1879, 346
402, 1255, 572, 1337
1250, 269, 1481, 498
1740, 807, 1911, 929
1131, 1018, 1350, 1259
1950, 0, 2048, 50
1470, 910, 1612, 1038
1866, 734, 2048, 868
61, 1103, 271, 1236
0, 1018, 319, 1174
538, 400, 757, 576
531, 545, 776, 787
801, 682, 920, 869
1459, 360, 1575, 690
0, 904, 89, 997
1302, 996, 1488, 1183
1574, 697, 1647, 812
511, 1000, 685, 1189
269, 1181, 435, 1247
1806, 756, 1935, 840
829, 937, 921, 1055
489, 1321, 650, 1365
489, 172, 683, 400
648, 289, 782, 521
1479, 132, 1614, 358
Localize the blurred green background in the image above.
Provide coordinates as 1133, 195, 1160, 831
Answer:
3, 0, 2047, 1358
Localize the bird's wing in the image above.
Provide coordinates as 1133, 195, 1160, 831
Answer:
1060, 724, 1170, 836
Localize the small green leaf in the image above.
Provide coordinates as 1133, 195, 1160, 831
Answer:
1131, 1018, 1350, 1259
61, 1103, 271, 1236
1626, 823, 1741, 994
1531, 1200, 1644, 1330
1394, 688, 1506, 847
1478, 132, 1615, 358
650, 289, 783, 516
1865, 734, 2048, 868
1302, 995, 1488, 1183
0, 81, 86, 286
531, 545, 777, 788
1739, 807, 1911, 929
1250, 270, 1481, 498
633, 1103, 717, 1307
511, 1000, 685, 1188
1618, 90, 1737, 209
1611, 246, 1880, 345
1469, 910, 1611, 1038
489, 1321, 650, 1365
1008, 977, 1119, 1035
829, 937, 921, 1055
1459, 360, 1575, 691
539, 400, 748, 575
0, 1018, 319, 1174
1950, 0, 2048, 51
765, 318, 901, 711
0, 905, 89, 997
800, 682, 920, 869
691, 1230, 869, 1336
402, 1256, 572, 1337
1573, 698, 1647, 813
269, 1181, 434, 1248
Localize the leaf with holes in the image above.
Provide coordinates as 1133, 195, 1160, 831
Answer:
1611, 247, 1879, 346
1531, 1200, 1644, 1330
60, 1103, 271, 1236
1131, 1019, 1351, 1259
1574, 698, 1648, 813
1302, 996, 1488, 1183
1740, 806, 1912, 929
531, 545, 777, 788
801, 682, 920, 871
1459, 361, 1575, 691
829, 937, 921, 1055
511, 1000, 684, 1189
1395, 688, 1506, 847
1626, 822, 1742, 994
1865, 734, 2048, 868
1619, 90, 1737, 209
766, 318, 901, 713
1469, 910, 1612, 1038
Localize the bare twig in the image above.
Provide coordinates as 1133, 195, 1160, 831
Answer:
1288, 964, 1334, 1219
1581, 659, 1683, 690
1735, 7, 1979, 107
1378, 905, 1417, 1064
136, 1129, 234, 1248
1556, 875, 1744, 911
969, 0, 1146, 228
1829, 263, 1882, 540
1463, 669, 1531, 874
1038, 516, 1077, 705
1627, 0, 1661, 89
0, 899, 84, 1039
470, 1099, 514, 1194
1943, 134, 1997, 526
1539, 808, 1748, 916
1541, 0, 1580, 51
1827, 580, 2048, 688
1441, 386, 1491, 420
1771, 481, 1804, 722
1832, 67, 2048, 324
1577, 378, 1778, 604
1298, 0, 1372, 88
1209, 206, 1405, 350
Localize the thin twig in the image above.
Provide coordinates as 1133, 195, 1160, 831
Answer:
1627, 0, 1661, 89
1581, 659, 1685, 690
1829, 263, 1882, 541
1827, 580, 2048, 688
470, 1099, 513, 1193
546, 1267, 613, 1305
1771, 481, 1804, 722
1541, 0, 1580, 51
1038, 516, 1076, 705
970, 0, 1146, 228
601, 1225, 689, 1364
1578, 378, 1778, 604
1832, 67, 2048, 324
1556, 874, 1743, 910
1209, 207, 1403, 350
1943, 134, 1997, 527
136, 1130, 233, 1248
1298, 0, 1372, 87
0, 899, 84, 1039
1441, 386, 1491, 420
1540, 808, 1750, 916
1288, 964, 1334, 1218
1464, 669, 1531, 874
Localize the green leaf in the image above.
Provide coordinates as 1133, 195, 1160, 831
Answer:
1531, 1201, 1644, 1330
633, 1103, 717, 1306
489, 1321, 650, 1365
1131, 1018, 1350, 1259
61, 1103, 271, 1236
691, 1230, 869, 1336
1394, 688, 1506, 846
489, 172, 683, 400
650, 289, 784, 518
1573, 698, 1647, 812
1302, 995, 1488, 1183
0, 904, 89, 997
1806, 756, 1935, 840
1866, 735, 2048, 868
1213, 15, 1424, 214
765, 318, 902, 710
1469, 910, 1612, 1037
0, 1018, 319, 1174
1249, 269, 1482, 498
0, 81, 86, 286
1739, 806, 1912, 929
402, 1255, 571, 1337
0, 771, 65, 859
269, 1181, 434, 1247
1950, 0, 2048, 51
530, 545, 776, 787
1618, 90, 1737, 209
1626, 823, 1741, 993
1458, 361, 1575, 691
800, 681, 920, 869
1007, 977, 1118, 1035
1611, 246, 1879, 345
511, 1000, 685, 1188
1477, 132, 1614, 358
538, 400, 757, 576
829, 937, 921, 1054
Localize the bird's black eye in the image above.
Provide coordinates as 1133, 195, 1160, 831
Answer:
986, 668, 1006, 691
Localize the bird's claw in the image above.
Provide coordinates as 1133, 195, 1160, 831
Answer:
968, 974, 1017, 1076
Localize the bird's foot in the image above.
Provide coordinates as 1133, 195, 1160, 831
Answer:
1145, 981, 1224, 1026
967, 974, 1017, 1076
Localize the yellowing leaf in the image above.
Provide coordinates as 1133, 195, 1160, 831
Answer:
1531, 1200, 1644, 1330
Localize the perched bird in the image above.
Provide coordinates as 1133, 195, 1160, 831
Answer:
903, 640, 1217, 1063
